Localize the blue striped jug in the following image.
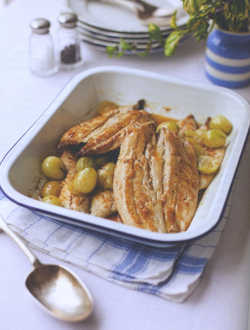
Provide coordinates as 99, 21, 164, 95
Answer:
205, 27, 250, 89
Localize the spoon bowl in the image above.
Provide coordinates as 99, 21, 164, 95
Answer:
26, 264, 93, 322
0, 215, 93, 322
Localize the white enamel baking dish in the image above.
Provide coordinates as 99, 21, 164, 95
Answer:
1, 66, 249, 247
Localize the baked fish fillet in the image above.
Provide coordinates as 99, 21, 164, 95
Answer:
58, 108, 119, 150
114, 125, 200, 233
157, 128, 200, 232
59, 151, 90, 212
58, 106, 154, 156
113, 121, 166, 233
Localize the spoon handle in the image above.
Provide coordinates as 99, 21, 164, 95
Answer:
0, 215, 41, 268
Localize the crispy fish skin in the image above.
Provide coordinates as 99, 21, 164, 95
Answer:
113, 122, 199, 233
113, 125, 149, 229
59, 151, 90, 212
113, 121, 166, 232
156, 129, 180, 233
78, 110, 153, 156
175, 135, 200, 231
58, 108, 119, 150
132, 148, 165, 232
144, 135, 166, 232
58, 104, 154, 155
157, 128, 200, 232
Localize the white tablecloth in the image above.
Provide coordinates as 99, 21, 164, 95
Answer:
1, 1, 250, 330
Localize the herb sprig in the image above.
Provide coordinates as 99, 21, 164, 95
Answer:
106, 0, 250, 57
106, 23, 164, 57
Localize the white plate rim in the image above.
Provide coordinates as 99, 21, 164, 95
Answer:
69, 0, 189, 33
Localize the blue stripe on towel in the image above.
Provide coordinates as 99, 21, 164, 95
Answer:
177, 263, 206, 274
87, 240, 107, 263
111, 272, 136, 282
124, 250, 151, 276
44, 225, 63, 244
112, 249, 139, 273
138, 282, 160, 295
176, 255, 208, 274
181, 255, 208, 266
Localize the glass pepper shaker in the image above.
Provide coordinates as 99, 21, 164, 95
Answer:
29, 18, 57, 77
57, 13, 83, 70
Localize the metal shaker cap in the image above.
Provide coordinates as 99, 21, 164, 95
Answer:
30, 18, 50, 35
58, 12, 78, 28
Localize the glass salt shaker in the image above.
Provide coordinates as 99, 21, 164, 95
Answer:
29, 18, 57, 77
57, 13, 83, 70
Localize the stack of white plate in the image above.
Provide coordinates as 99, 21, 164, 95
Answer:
68, 0, 189, 55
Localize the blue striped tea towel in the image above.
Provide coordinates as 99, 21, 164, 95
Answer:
0, 139, 246, 302
0, 189, 233, 303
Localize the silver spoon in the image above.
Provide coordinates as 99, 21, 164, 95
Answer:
0, 215, 93, 322
98, 0, 179, 26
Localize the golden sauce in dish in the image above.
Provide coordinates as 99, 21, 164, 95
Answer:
97, 101, 118, 114
96, 101, 176, 127
151, 114, 177, 125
